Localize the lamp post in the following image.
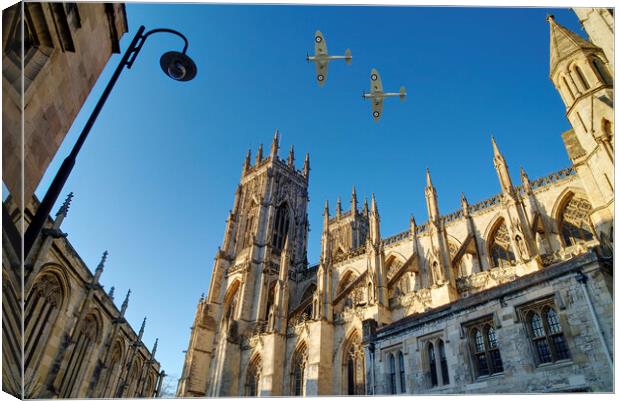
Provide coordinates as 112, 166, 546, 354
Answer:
24, 25, 197, 259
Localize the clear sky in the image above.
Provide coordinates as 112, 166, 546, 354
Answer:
35, 4, 584, 388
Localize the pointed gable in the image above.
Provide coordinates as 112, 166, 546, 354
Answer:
548, 15, 600, 76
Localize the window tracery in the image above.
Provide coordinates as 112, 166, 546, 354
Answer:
559, 195, 594, 246
489, 220, 515, 268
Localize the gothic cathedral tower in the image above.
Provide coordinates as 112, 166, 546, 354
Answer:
177, 130, 310, 397
547, 14, 614, 238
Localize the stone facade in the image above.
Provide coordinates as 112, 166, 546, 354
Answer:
2, 195, 163, 399
2, 2, 127, 204
176, 9, 613, 396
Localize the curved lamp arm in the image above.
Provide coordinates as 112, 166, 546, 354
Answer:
126, 25, 190, 69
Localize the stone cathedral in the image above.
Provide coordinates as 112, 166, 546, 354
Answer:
177, 9, 614, 396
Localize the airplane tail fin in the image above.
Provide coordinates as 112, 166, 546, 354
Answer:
400, 86, 406, 102
306, 52, 310, 63
345, 49, 352, 65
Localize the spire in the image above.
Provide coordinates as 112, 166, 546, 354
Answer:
243, 149, 251, 174
323, 200, 330, 231
270, 129, 279, 159
288, 144, 295, 167
56, 192, 74, 217
491, 136, 513, 193
336, 196, 342, 218
547, 14, 599, 77
351, 186, 357, 214
120, 289, 131, 316
520, 166, 532, 194
138, 316, 146, 340
108, 285, 115, 300
424, 168, 440, 222
363, 197, 369, 217
321, 200, 331, 263
256, 144, 263, 164
93, 250, 108, 283
425, 168, 433, 188
410, 214, 417, 236
461, 192, 470, 216
369, 193, 380, 245
151, 338, 159, 358
303, 153, 310, 178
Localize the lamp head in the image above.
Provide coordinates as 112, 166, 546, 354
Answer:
160, 51, 197, 81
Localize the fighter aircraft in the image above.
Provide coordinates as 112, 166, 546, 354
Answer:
362, 68, 406, 121
306, 30, 352, 86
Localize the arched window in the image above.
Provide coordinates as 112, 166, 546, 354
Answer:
428, 343, 438, 387
246, 356, 261, 396
125, 360, 142, 397
438, 340, 449, 385
343, 333, 365, 395
591, 57, 612, 85
100, 341, 124, 397
574, 65, 590, 90
468, 322, 503, 378
24, 273, 64, 373
291, 344, 308, 396
272, 203, 290, 252
526, 307, 570, 365
559, 195, 594, 247
388, 353, 396, 394
242, 214, 255, 249
489, 220, 515, 268
300, 284, 316, 319
59, 313, 99, 397
398, 351, 406, 393
561, 76, 574, 99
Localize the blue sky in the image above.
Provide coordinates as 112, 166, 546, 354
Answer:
35, 4, 583, 386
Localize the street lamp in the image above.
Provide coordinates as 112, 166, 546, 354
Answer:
23, 25, 197, 259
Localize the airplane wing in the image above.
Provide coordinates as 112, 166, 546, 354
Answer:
314, 31, 328, 56
370, 68, 383, 93
372, 97, 383, 121
315, 61, 328, 86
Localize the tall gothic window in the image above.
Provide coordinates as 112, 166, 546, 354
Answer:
398, 351, 406, 393
291, 344, 308, 396
59, 313, 99, 397
467, 319, 503, 378
591, 57, 612, 85
343, 332, 365, 395
489, 220, 515, 268
559, 195, 594, 247
520, 300, 571, 365
24, 273, 63, 374
272, 204, 290, 252
389, 354, 396, 394
428, 343, 438, 387
242, 214, 255, 249
246, 356, 261, 396
438, 340, 449, 385
574, 65, 590, 90
101, 341, 124, 397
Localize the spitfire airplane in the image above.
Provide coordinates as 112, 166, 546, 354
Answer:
306, 30, 352, 86
362, 68, 406, 121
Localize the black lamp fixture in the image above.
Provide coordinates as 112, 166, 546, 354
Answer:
23, 25, 198, 259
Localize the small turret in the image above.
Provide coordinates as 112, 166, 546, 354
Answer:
243, 149, 251, 175
336, 196, 342, 218
369, 193, 381, 245
410, 214, 417, 236
351, 186, 357, 214
256, 144, 263, 164
120, 289, 131, 317
270, 129, 279, 159
151, 338, 159, 359
492, 136, 514, 194
425, 169, 440, 222
461, 192, 470, 217
138, 316, 146, 341
303, 153, 310, 179
520, 166, 532, 194
288, 144, 295, 168
93, 250, 108, 284
108, 286, 115, 300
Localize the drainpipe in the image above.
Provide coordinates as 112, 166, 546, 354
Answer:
575, 271, 613, 370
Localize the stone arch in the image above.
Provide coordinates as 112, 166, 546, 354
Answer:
336, 269, 358, 295
340, 329, 365, 395
385, 252, 407, 281
289, 341, 309, 396
101, 339, 126, 397
30, 263, 72, 309
245, 352, 262, 396
24, 269, 67, 374
554, 191, 595, 247
486, 217, 515, 268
